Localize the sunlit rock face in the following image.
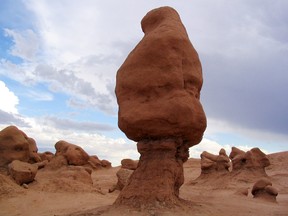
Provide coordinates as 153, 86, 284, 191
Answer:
0, 126, 30, 169
115, 6, 206, 146
55, 140, 90, 166
115, 6, 206, 208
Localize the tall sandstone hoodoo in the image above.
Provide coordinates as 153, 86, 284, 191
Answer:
115, 7, 206, 208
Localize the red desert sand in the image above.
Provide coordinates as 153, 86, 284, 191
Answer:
0, 150, 287, 216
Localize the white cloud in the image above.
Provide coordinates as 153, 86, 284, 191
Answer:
42, 116, 115, 132
4, 28, 40, 61
0, 59, 37, 85
26, 89, 53, 101
190, 138, 231, 158
0, 81, 19, 114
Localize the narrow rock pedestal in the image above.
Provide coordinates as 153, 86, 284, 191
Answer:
114, 139, 188, 208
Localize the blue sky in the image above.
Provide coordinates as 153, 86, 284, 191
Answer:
0, 0, 287, 165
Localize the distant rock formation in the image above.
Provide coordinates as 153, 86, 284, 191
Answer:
229, 147, 270, 180
109, 159, 138, 193
0, 126, 31, 169
101, 159, 112, 168
38, 151, 54, 162
55, 140, 90, 166
46, 140, 111, 170
200, 149, 230, 174
121, 158, 138, 170
252, 178, 278, 202
230, 147, 270, 172
191, 147, 271, 189
0, 125, 111, 190
115, 6, 206, 208
109, 168, 133, 193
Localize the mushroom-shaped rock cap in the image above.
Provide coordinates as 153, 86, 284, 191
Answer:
115, 6, 206, 145
252, 178, 278, 201
252, 178, 272, 195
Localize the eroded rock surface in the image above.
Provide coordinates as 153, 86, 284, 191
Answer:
55, 140, 90, 166
8, 160, 38, 185
200, 149, 230, 174
0, 126, 30, 169
252, 178, 278, 202
109, 168, 133, 193
191, 147, 272, 190
0, 126, 45, 172
115, 6, 206, 144
115, 6, 206, 208
46, 141, 111, 170
27, 137, 41, 163
115, 7, 206, 208
229, 147, 270, 175
121, 159, 138, 170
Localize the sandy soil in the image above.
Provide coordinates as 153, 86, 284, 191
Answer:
0, 152, 287, 216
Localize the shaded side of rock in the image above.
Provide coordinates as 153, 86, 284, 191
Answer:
252, 178, 278, 202
101, 160, 112, 168
87, 156, 102, 169
0, 126, 30, 168
109, 168, 134, 193
27, 137, 41, 163
38, 151, 54, 162
114, 138, 186, 208
200, 149, 230, 174
121, 159, 138, 170
229, 147, 270, 176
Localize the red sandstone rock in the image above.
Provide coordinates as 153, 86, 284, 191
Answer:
191, 147, 271, 189
45, 155, 68, 170
114, 7, 206, 208
8, 160, 38, 185
109, 168, 134, 193
251, 178, 272, 195
101, 160, 112, 168
0, 126, 44, 170
87, 156, 102, 169
35, 160, 49, 169
235, 187, 249, 196
229, 147, 270, 173
38, 151, 54, 162
121, 159, 138, 170
0, 126, 30, 168
115, 7, 206, 145
27, 137, 41, 163
200, 149, 230, 174
229, 147, 245, 160
55, 140, 89, 166
252, 178, 278, 202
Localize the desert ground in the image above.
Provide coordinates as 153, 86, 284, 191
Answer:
0, 151, 287, 216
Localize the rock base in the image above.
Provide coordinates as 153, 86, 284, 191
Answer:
114, 138, 188, 209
